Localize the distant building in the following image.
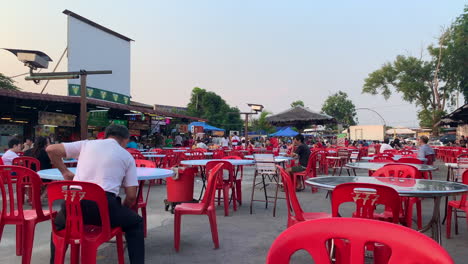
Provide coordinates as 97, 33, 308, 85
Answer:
154, 104, 188, 113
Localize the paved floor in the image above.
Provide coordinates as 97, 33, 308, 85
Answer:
0, 160, 467, 263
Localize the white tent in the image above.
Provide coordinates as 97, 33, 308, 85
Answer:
385, 127, 416, 135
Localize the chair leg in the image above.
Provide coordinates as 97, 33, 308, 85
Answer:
174, 211, 182, 252
80, 244, 98, 264
261, 175, 268, 209
21, 221, 37, 264
235, 180, 242, 205
273, 180, 280, 217
416, 200, 422, 230
454, 209, 459, 235
231, 186, 238, 212
223, 186, 229, 216
405, 199, 413, 229
53, 238, 67, 264
446, 206, 452, 238
115, 232, 125, 264
16, 224, 23, 256
70, 244, 80, 264
250, 172, 258, 214
207, 210, 219, 249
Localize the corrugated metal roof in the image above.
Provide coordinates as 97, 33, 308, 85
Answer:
0, 89, 205, 121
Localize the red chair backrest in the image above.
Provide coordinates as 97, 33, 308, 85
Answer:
332, 183, 400, 223
370, 155, 395, 163
135, 159, 156, 168
399, 150, 413, 155
47, 181, 112, 245
0, 166, 46, 220
149, 148, 163, 153
266, 218, 454, 264
383, 149, 398, 154
194, 148, 207, 153
372, 164, 418, 179
200, 163, 224, 211
397, 157, 424, 164
302, 152, 318, 178
188, 150, 205, 160
0, 159, 3, 165
277, 166, 306, 222
459, 170, 468, 208
212, 150, 225, 159
127, 149, 146, 160
228, 151, 244, 159
206, 161, 235, 187
222, 156, 242, 160
12, 156, 41, 172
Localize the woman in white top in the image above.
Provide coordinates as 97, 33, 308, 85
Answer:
1, 138, 21, 165
379, 138, 394, 153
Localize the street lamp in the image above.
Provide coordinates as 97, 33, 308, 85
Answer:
240, 103, 264, 141
3, 48, 112, 140
355, 108, 386, 127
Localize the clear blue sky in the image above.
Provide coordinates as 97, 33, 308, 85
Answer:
1, 1, 465, 127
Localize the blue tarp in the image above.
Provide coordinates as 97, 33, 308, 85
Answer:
188, 122, 225, 132
269, 127, 299, 137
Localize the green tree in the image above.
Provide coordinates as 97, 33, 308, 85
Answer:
250, 111, 275, 134
321, 91, 357, 128
0, 73, 19, 90
186, 87, 243, 131
363, 7, 468, 130
290, 100, 304, 107
428, 6, 468, 103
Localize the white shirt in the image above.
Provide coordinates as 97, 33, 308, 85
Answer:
221, 138, 229, 147
174, 135, 183, 145
63, 139, 138, 195
379, 143, 393, 153
231, 136, 240, 146
1, 150, 19, 165
196, 142, 208, 149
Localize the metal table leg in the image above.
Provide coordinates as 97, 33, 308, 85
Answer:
419, 196, 442, 244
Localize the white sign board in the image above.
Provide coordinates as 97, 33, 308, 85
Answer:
66, 12, 131, 102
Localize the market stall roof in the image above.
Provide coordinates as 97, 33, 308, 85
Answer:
188, 122, 225, 132
438, 103, 468, 126
269, 127, 299, 137
0, 89, 205, 121
266, 106, 336, 129
385, 127, 416, 135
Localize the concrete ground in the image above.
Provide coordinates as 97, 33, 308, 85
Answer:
0, 160, 467, 263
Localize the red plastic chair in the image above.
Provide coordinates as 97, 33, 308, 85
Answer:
12, 157, 41, 172
47, 181, 124, 264
206, 161, 237, 216
0, 159, 3, 165
277, 166, 330, 227
127, 149, 146, 160
398, 157, 423, 164
266, 218, 455, 264
383, 149, 398, 154
0, 166, 50, 264
372, 164, 422, 229
332, 183, 400, 222
292, 152, 318, 192
370, 155, 395, 163
165, 167, 198, 212
446, 170, 468, 238
222, 156, 243, 205
174, 163, 224, 252
399, 150, 414, 155
135, 159, 157, 237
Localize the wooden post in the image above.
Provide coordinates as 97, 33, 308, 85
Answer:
245, 114, 249, 142
80, 74, 88, 140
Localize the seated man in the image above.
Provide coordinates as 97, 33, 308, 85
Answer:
287, 134, 311, 190
379, 138, 393, 153
46, 124, 144, 264
2, 138, 21, 165
417, 135, 435, 161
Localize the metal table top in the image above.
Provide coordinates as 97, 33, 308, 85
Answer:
180, 159, 255, 166
346, 162, 437, 172
306, 176, 468, 198
143, 154, 166, 158
361, 155, 427, 162
185, 152, 213, 156
38, 167, 174, 181
244, 155, 294, 161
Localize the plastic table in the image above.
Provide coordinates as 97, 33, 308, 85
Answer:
361, 155, 427, 162
37, 167, 174, 181
345, 162, 437, 172
306, 176, 468, 245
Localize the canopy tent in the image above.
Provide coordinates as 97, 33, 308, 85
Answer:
269, 127, 299, 137
266, 106, 336, 130
437, 103, 468, 127
188, 122, 225, 132
385, 127, 416, 135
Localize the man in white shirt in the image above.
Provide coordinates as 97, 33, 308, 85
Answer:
221, 136, 229, 147
379, 138, 393, 153
174, 134, 183, 147
231, 132, 240, 147
46, 125, 144, 264
1, 138, 21, 165
196, 139, 209, 149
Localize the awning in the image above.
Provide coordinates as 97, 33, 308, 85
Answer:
188, 122, 225, 132
0, 89, 204, 121
269, 127, 299, 137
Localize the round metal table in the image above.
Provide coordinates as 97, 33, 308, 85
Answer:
306, 176, 468, 244
361, 155, 427, 162
346, 162, 437, 172
180, 159, 255, 166
244, 155, 294, 161
184, 152, 213, 156
38, 167, 174, 181
142, 154, 166, 158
